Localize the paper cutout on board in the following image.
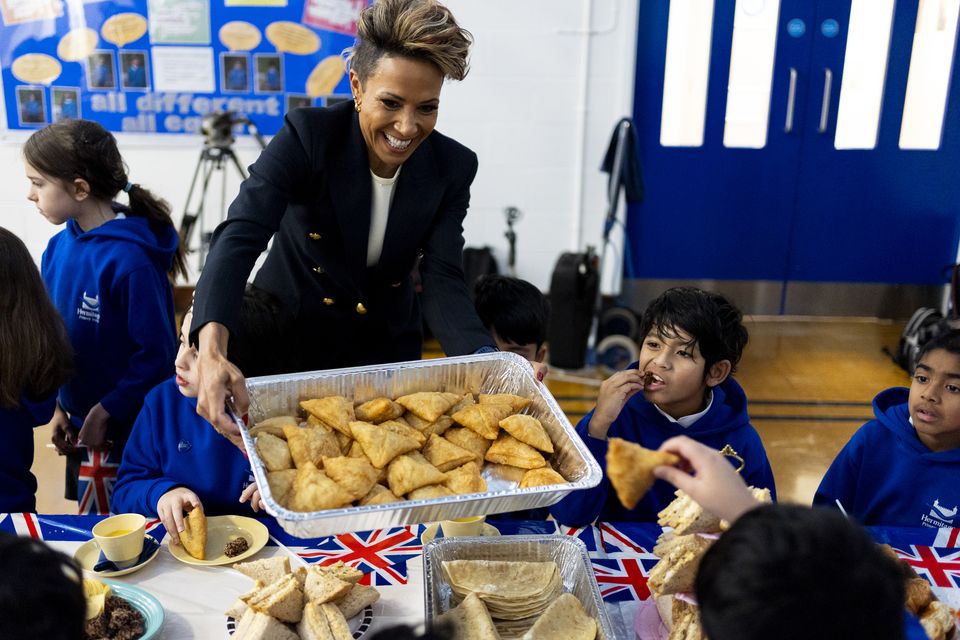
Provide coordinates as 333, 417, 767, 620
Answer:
302, 0, 364, 36
102, 13, 148, 47
1, 0, 62, 26
57, 28, 99, 62
266, 21, 321, 54
306, 54, 344, 97
147, 0, 211, 45
219, 21, 262, 51
12, 53, 61, 85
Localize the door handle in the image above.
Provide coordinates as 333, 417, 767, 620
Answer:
818, 68, 833, 134
784, 67, 798, 133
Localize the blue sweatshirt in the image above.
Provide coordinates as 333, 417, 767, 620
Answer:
813, 387, 960, 528
112, 378, 255, 517
550, 376, 776, 527
41, 214, 177, 431
0, 394, 56, 512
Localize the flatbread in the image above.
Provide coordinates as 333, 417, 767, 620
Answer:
179, 506, 206, 560
288, 462, 355, 512
479, 393, 531, 413
300, 397, 355, 437
499, 414, 554, 453
518, 467, 566, 489
354, 397, 404, 424
436, 592, 500, 640
386, 452, 447, 497
321, 456, 378, 501
452, 403, 514, 440
350, 421, 420, 469
607, 438, 679, 510
284, 425, 341, 469
422, 434, 476, 472
521, 592, 596, 640
255, 432, 293, 472
396, 392, 457, 422
484, 433, 547, 469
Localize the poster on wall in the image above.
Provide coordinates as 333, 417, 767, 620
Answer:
0, 0, 367, 135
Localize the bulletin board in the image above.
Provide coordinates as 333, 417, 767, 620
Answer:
0, 0, 367, 135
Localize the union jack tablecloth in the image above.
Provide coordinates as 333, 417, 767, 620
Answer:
2, 514, 957, 639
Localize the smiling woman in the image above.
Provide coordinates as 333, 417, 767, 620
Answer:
191, 0, 497, 436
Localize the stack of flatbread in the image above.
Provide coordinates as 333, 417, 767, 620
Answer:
879, 544, 959, 640
651, 487, 772, 639
227, 556, 380, 640
250, 391, 568, 513
438, 560, 597, 639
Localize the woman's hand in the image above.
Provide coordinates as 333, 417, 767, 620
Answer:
588, 369, 646, 439
239, 482, 263, 513
50, 404, 78, 455
157, 487, 202, 546
653, 436, 760, 524
77, 403, 111, 450
196, 322, 249, 437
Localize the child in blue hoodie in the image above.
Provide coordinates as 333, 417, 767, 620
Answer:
113, 308, 261, 543
24, 119, 187, 514
0, 228, 73, 513
814, 329, 960, 528
550, 287, 776, 526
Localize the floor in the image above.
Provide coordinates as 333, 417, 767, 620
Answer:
32, 318, 909, 513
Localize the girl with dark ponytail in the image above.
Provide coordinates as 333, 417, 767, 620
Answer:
24, 119, 181, 513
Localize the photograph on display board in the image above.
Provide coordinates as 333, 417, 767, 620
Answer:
86, 51, 116, 90
221, 53, 250, 93
285, 94, 313, 113
52, 87, 81, 121
16, 86, 47, 126
255, 53, 282, 93
120, 51, 150, 90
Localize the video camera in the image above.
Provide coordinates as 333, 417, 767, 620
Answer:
200, 111, 265, 150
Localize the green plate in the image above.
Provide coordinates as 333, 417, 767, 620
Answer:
103, 580, 164, 640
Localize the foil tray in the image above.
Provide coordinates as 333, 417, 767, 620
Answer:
422, 535, 613, 640
235, 352, 602, 538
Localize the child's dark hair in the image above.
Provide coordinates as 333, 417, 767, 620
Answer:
474, 275, 550, 348
917, 326, 960, 363
23, 119, 187, 280
0, 533, 86, 640
0, 227, 72, 409
368, 622, 453, 640
696, 505, 905, 640
640, 287, 748, 373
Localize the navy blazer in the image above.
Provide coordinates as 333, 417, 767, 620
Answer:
192, 100, 493, 367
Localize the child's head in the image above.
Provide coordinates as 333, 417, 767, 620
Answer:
0, 227, 72, 409
175, 308, 200, 398
473, 275, 549, 362
23, 120, 187, 279
0, 533, 86, 640
909, 328, 960, 452
696, 504, 906, 640
638, 287, 747, 418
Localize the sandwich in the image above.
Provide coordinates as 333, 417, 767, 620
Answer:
647, 534, 714, 596
231, 608, 299, 640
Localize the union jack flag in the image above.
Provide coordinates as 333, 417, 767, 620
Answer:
293, 526, 424, 585
558, 524, 602, 553
934, 528, 960, 549
598, 522, 660, 555
77, 448, 120, 515
0, 514, 163, 541
592, 557, 655, 602
894, 545, 960, 589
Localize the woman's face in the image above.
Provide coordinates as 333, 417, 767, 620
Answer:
350, 55, 443, 178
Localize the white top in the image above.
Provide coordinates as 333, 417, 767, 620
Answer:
654, 389, 714, 428
367, 167, 401, 267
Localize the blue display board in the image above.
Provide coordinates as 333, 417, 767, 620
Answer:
0, 0, 366, 135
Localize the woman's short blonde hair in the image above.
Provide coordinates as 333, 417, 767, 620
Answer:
346, 0, 472, 83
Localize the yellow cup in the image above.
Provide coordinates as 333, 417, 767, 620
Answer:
92, 513, 145, 568
439, 515, 485, 537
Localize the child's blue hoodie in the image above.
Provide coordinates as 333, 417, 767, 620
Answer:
550, 374, 776, 527
0, 394, 56, 512
814, 387, 960, 528
41, 214, 177, 433
112, 378, 255, 517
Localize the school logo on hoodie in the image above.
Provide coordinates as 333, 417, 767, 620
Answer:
77, 291, 100, 323
923, 499, 957, 528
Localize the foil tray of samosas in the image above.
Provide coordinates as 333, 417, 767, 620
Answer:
235, 353, 602, 538
422, 535, 613, 640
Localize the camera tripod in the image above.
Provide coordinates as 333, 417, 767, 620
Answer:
179, 115, 266, 271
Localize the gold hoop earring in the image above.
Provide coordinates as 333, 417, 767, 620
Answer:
354, 99, 361, 113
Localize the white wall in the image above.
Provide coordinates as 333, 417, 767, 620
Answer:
0, 0, 638, 293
